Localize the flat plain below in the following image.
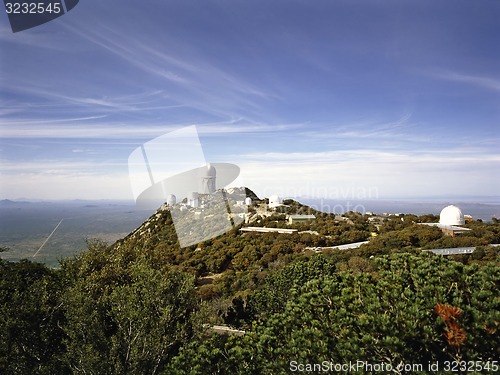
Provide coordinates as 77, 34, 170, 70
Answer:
0, 200, 150, 267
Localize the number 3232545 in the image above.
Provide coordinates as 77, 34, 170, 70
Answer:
5, 2, 62, 14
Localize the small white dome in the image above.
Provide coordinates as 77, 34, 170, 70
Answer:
166, 194, 176, 206
205, 163, 216, 177
244, 197, 252, 205
269, 195, 282, 207
439, 205, 465, 226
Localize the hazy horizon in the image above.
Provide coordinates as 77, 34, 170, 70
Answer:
3, 193, 500, 204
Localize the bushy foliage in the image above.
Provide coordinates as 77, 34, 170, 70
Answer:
169, 253, 499, 374
60, 240, 202, 375
0, 259, 68, 374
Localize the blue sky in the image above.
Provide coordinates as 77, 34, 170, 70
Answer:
0, 0, 499, 201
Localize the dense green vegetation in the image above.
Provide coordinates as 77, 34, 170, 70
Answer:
1, 202, 499, 374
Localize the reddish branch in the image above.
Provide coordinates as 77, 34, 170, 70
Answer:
434, 303, 467, 348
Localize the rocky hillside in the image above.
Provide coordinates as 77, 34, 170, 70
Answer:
114, 187, 261, 251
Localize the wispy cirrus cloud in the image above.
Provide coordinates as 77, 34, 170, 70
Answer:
0, 120, 302, 139
332, 113, 416, 139
2, 13, 280, 126
0, 115, 108, 126
236, 147, 500, 164
60, 19, 280, 122
0, 160, 125, 174
431, 70, 500, 93
294, 113, 438, 150
1, 85, 181, 113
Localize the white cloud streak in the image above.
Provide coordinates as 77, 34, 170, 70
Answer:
0, 121, 301, 139
0, 160, 125, 173
60, 21, 278, 119
433, 70, 500, 93
236, 148, 500, 165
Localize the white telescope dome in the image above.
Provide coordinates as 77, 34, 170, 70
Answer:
439, 205, 465, 226
269, 194, 282, 207
205, 163, 216, 177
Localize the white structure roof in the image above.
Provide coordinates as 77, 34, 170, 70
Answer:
439, 205, 465, 226
268, 194, 283, 208
289, 214, 316, 220
307, 241, 369, 252
421, 222, 471, 232
423, 247, 475, 255
240, 227, 297, 234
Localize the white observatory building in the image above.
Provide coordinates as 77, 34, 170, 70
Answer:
201, 163, 216, 194
421, 204, 470, 237
439, 205, 465, 226
268, 194, 283, 208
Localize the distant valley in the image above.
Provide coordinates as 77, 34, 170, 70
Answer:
0, 200, 150, 267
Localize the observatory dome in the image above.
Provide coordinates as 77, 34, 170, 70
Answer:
166, 194, 176, 206
269, 194, 282, 208
439, 205, 465, 226
201, 163, 217, 194
205, 163, 216, 177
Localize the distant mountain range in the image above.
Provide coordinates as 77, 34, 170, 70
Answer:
0, 199, 32, 206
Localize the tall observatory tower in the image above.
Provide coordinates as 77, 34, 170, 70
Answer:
201, 163, 216, 194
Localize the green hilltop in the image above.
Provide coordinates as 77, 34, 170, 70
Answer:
1, 190, 499, 374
